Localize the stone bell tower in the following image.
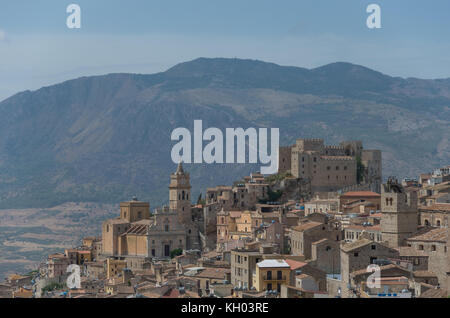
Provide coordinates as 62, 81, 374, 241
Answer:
380, 177, 418, 248
169, 162, 192, 225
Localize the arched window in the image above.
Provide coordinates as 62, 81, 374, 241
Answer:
425, 219, 430, 226
436, 220, 441, 227
182, 191, 185, 200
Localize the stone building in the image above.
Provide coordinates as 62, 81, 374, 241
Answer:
380, 178, 419, 248
419, 203, 450, 227
230, 245, 280, 290
344, 225, 382, 243
290, 216, 343, 260
278, 138, 382, 193
340, 236, 400, 297
339, 191, 381, 213
101, 163, 200, 261
203, 173, 270, 251
404, 227, 449, 290
253, 259, 291, 292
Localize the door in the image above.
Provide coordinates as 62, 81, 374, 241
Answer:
164, 244, 170, 257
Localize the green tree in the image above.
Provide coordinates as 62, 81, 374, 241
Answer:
170, 248, 183, 258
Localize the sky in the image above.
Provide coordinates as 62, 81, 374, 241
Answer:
0, 0, 450, 101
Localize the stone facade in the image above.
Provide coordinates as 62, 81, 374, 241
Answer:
290, 216, 343, 260
380, 178, 419, 248
101, 163, 200, 261
278, 138, 381, 194
340, 237, 400, 297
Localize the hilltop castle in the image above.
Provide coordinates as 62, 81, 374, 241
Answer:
278, 138, 381, 193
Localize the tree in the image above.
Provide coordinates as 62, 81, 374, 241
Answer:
170, 248, 183, 258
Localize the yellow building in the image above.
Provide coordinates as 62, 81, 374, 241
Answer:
77, 250, 93, 265
231, 210, 253, 240
12, 287, 33, 298
253, 259, 290, 293
106, 258, 127, 279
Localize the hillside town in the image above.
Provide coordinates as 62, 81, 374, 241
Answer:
1, 138, 449, 299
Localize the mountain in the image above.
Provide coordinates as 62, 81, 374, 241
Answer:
0, 58, 449, 209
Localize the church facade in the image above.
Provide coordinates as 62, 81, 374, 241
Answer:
101, 162, 200, 259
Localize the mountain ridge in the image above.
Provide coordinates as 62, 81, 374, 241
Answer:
0, 58, 448, 209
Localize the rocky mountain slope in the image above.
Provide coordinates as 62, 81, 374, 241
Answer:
0, 58, 448, 208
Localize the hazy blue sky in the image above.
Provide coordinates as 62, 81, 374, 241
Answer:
1, 0, 449, 101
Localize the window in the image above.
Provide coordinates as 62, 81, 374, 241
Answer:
431, 245, 436, 251
267, 271, 272, 280
418, 245, 424, 250
371, 245, 376, 250
354, 252, 359, 257
165, 224, 169, 232
277, 270, 282, 280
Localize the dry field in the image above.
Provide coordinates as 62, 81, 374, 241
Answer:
0, 202, 116, 280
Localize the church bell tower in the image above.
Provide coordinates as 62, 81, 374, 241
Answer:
169, 162, 192, 224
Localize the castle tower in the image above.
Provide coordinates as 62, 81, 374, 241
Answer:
380, 177, 418, 248
169, 162, 192, 225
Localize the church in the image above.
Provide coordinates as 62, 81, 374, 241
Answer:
101, 162, 200, 259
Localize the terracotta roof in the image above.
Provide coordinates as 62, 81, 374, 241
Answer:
295, 273, 312, 280
285, 259, 307, 270
163, 288, 180, 298
194, 268, 230, 279
413, 271, 437, 278
291, 221, 322, 232
341, 238, 373, 252
341, 191, 381, 198
406, 227, 447, 243
229, 211, 242, 218
312, 238, 329, 245
419, 203, 450, 212
419, 288, 447, 298
350, 264, 405, 277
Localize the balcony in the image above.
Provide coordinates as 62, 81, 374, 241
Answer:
263, 275, 286, 281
